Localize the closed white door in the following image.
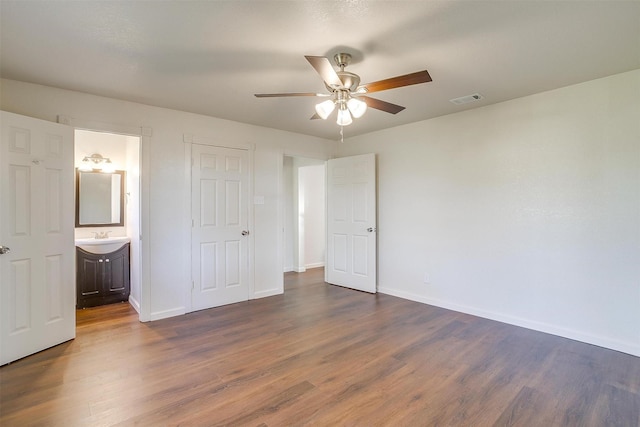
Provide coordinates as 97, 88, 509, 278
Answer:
326, 153, 377, 293
191, 144, 249, 311
0, 111, 75, 365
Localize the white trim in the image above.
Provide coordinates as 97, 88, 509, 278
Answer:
277, 149, 286, 289
183, 142, 193, 313
282, 149, 332, 161
128, 295, 141, 313
139, 132, 151, 322
305, 262, 325, 269
253, 289, 282, 299
58, 115, 142, 137
149, 307, 186, 322
379, 286, 640, 358
58, 114, 151, 322
247, 144, 256, 300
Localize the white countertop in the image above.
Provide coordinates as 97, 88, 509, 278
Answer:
75, 236, 131, 254
75, 236, 131, 246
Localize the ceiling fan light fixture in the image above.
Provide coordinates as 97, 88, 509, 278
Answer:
336, 105, 353, 126
347, 97, 367, 118
315, 99, 335, 120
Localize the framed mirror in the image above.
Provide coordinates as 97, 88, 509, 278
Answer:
75, 169, 125, 227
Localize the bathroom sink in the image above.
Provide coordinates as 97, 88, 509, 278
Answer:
75, 236, 131, 254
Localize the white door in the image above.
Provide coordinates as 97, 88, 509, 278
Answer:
191, 144, 249, 311
326, 153, 377, 293
0, 111, 75, 365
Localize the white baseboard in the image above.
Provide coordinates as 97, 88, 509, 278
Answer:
128, 296, 141, 313
378, 286, 640, 358
253, 289, 283, 299
305, 262, 325, 269
149, 306, 186, 321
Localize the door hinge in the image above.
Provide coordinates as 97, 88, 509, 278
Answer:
192, 281, 195, 290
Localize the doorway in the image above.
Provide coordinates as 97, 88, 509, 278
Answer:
283, 156, 326, 274
74, 130, 142, 313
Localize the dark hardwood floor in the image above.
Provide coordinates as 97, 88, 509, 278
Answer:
1, 268, 639, 426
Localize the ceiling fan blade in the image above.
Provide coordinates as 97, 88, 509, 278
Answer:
305, 55, 343, 88
360, 70, 432, 93
254, 92, 326, 98
310, 113, 321, 120
360, 96, 406, 114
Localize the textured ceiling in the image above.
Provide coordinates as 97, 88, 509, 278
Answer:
1, 1, 639, 140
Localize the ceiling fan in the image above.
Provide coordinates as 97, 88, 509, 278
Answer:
254, 53, 432, 126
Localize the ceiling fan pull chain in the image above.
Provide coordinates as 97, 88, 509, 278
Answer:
340, 126, 344, 143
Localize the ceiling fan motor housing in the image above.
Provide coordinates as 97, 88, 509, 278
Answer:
324, 53, 359, 92
326, 71, 360, 92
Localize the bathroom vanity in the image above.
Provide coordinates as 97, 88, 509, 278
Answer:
75, 237, 130, 308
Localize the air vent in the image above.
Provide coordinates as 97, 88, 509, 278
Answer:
450, 93, 484, 105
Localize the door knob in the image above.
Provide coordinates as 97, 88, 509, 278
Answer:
367, 227, 377, 232
241, 230, 250, 236
0, 246, 11, 255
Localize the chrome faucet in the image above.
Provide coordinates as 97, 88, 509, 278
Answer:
93, 231, 111, 239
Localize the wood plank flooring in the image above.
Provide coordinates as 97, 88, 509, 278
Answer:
1, 268, 639, 426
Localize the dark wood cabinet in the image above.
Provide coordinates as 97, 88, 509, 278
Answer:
76, 243, 130, 308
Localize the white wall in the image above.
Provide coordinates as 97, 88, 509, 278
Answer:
283, 157, 294, 272
339, 70, 640, 356
299, 164, 325, 269
4, 70, 637, 355
1, 78, 337, 320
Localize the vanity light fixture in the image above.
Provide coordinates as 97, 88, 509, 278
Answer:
80, 153, 114, 172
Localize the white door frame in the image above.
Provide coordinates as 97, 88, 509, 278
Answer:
280, 151, 332, 287
57, 116, 151, 321
182, 133, 255, 313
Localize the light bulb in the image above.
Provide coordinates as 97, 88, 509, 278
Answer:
315, 100, 335, 120
347, 98, 367, 118
79, 158, 92, 171
101, 159, 115, 173
336, 107, 353, 126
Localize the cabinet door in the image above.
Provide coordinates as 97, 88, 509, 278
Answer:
104, 245, 129, 294
77, 251, 101, 298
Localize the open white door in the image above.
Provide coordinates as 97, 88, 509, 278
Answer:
326, 153, 377, 293
191, 144, 250, 310
0, 111, 75, 365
